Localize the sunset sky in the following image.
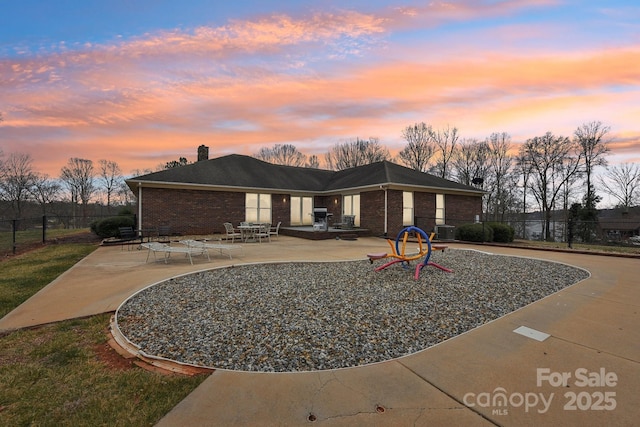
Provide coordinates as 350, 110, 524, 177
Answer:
1, 0, 639, 179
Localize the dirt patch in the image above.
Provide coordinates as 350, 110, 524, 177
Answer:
49, 231, 102, 245
93, 341, 137, 371
100, 334, 212, 376
1, 231, 102, 259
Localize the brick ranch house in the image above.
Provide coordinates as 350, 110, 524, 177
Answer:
126, 153, 484, 239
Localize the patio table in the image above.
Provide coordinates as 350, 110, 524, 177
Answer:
238, 223, 267, 242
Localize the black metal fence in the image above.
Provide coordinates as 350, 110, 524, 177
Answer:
2, 213, 638, 256
0, 215, 111, 256
414, 214, 639, 247
499, 218, 638, 246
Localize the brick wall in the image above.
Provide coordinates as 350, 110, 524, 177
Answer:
414, 191, 436, 232
386, 189, 405, 236
271, 193, 290, 228
360, 190, 383, 236
138, 186, 482, 237
140, 188, 245, 235
444, 194, 482, 226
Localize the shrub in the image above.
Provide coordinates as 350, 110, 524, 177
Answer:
487, 222, 515, 243
117, 206, 135, 216
91, 216, 135, 238
455, 223, 493, 242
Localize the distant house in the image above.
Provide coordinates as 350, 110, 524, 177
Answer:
126, 154, 484, 239
597, 207, 640, 242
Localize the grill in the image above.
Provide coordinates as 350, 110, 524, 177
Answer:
312, 207, 331, 231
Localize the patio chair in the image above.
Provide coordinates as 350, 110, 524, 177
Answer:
223, 222, 243, 243
181, 239, 243, 259
118, 226, 138, 250
269, 221, 281, 240
255, 223, 271, 243
157, 225, 171, 242
141, 241, 208, 265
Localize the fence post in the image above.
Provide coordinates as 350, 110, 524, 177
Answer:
567, 218, 574, 249
42, 215, 47, 243
12, 219, 17, 255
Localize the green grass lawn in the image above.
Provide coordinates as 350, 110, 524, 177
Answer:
0, 243, 96, 318
0, 228, 95, 256
0, 243, 208, 426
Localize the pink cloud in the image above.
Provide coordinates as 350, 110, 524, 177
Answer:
1, 2, 638, 177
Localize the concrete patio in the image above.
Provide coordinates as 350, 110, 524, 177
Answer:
1, 236, 637, 426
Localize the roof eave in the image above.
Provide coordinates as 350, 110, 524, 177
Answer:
126, 179, 323, 194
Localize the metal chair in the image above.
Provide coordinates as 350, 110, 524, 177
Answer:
223, 222, 242, 243
157, 225, 171, 242
256, 223, 271, 243
269, 221, 281, 240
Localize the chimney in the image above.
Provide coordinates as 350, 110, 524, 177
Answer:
197, 145, 209, 161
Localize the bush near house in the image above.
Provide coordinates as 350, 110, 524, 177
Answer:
456, 223, 493, 242
90, 215, 134, 238
455, 222, 515, 243
486, 222, 515, 243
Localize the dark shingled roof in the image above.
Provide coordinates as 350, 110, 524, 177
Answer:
127, 154, 481, 194
326, 161, 477, 192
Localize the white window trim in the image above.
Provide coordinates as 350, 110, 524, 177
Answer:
403, 191, 414, 225
436, 193, 445, 225
245, 193, 272, 223
343, 194, 360, 227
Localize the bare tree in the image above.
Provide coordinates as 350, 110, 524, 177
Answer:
120, 168, 153, 205
160, 157, 189, 170
519, 132, 582, 241
60, 158, 95, 223
0, 152, 36, 218
306, 155, 320, 169
325, 137, 390, 170
117, 181, 135, 206
453, 138, 489, 186
486, 132, 515, 221
514, 151, 535, 240
129, 168, 154, 177
255, 144, 306, 167
600, 163, 640, 209
397, 122, 435, 172
432, 125, 459, 179
361, 138, 390, 164
30, 173, 61, 214
452, 138, 490, 219
98, 159, 123, 209
574, 121, 610, 209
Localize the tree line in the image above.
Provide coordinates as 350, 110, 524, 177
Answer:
255, 122, 638, 239
1, 120, 639, 240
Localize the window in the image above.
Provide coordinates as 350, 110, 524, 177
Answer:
290, 196, 313, 225
403, 191, 414, 225
435, 194, 445, 225
246, 193, 272, 223
343, 194, 360, 226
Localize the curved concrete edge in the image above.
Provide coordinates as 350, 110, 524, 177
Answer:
109, 315, 214, 376
109, 252, 590, 376
154, 247, 639, 426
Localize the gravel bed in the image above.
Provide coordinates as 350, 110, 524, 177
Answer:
116, 249, 589, 372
